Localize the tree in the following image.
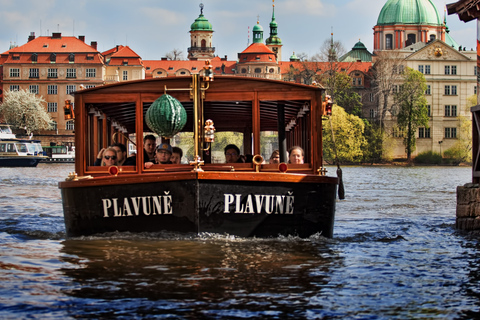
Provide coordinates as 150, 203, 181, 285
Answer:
322, 105, 366, 163
327, 72, 362, 116
393, 67, 429, 161
0, 89, 52, 135
165, 49, 184, 61
371, 50, 406, 129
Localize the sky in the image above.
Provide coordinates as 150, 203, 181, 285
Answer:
0, 0, 476, 61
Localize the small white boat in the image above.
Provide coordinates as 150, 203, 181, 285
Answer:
0, 124, 47, 167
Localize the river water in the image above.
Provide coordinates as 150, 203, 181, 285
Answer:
0, 164, 479, 319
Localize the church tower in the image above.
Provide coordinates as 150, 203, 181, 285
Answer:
188, 3, 215, 60
265, 0, 282, 61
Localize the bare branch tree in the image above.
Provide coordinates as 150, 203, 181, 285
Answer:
371, 50, 407, 129
165, 49, 184, 61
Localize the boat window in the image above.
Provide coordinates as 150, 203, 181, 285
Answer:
16, 143, 28, 153
0, 144, 5, 152
210, 131, 244, 163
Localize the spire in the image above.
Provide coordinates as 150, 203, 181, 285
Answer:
328, 29, 337, 62
266, 0, 282, 45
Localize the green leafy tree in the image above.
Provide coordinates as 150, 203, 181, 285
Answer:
322, 105, 366, 163
393, 67, 429, 161
0, 89, 52, 135
362, 120, 385, 164
328, 72, 363, 116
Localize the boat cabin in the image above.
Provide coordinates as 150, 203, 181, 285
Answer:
71, 75, 329, 176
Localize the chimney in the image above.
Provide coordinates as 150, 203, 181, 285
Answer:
161, 57, 168, 61
78, 35, 85, 42
221, 55, 227, 61
52, 32, 61, 39
91, 41, 97, 50
28, 32, 35, 42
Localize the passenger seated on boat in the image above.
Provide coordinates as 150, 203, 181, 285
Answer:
171, 146, 183, 164
144, 143, 172, 168
224, 144, 244, 163
94, 143, 136, 166
269, 150, 280, 164
100, 147, 118, 166
143, 134, 157, 163
111, 143, 136, 166
288, 146, 304, 164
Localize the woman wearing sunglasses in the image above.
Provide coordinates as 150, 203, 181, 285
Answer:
101, 147, 119, 166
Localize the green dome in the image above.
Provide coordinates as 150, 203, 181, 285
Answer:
353, 40, 367, 50
253, 23, 263, 32
190, 14, 213, 31
377, 0, 442, 26
266, 35, 282, 45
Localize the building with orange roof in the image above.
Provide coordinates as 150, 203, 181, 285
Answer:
102, 45, 145, 83
0, 32, 104, 146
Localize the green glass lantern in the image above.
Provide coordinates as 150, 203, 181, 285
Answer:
145, 94, 187, 138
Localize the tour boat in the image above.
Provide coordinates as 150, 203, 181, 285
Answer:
0, 124, 46, 167
41, 145, 75, 163
58, 74, 338, 238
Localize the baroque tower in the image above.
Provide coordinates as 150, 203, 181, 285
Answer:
265, 0, 282, 61
188, 3, 215, 60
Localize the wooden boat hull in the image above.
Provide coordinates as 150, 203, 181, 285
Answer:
59, 172, 337, 238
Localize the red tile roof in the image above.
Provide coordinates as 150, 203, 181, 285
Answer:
143, 58, 237, 78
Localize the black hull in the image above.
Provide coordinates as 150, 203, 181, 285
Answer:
60, 173, 337, 238
0, 157, 42, 167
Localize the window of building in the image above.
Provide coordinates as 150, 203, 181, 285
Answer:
430, 34, 436, 41
475, 66, 478, 76
51, 121, 57, 131
122, 70, 128, 81
425, 65, 431, 75
9, 68, 20, 78
445, 85, 451, 95
425, 85, 431, 95
66, 85, 76, 95
29, 68, 39, 78
418, 65, 424, 73
451, 65, 457, 75
66, 120, 75, 131
47, 102, 57, 112
48, 68, 58, 78
86, 68, 96, 78
445, 65, 450, 75
47, 85, 58, 95
254, 68, 262, 73
66, 68, 76, 78
407, 34, 416, 44
386, 34, 393, 49
68, 53, 75, 62
85, 85, 96, 89
369, 109, 376, 118
427, 105, 431, 117
50, 53, 56, 62
369, 93, 374, 102
452, 85, 457, 95
29, 85, 38, 94
445, 127, 457, 138
475, 85, 478, 95
419, 127, 431, 138
31, 53, 37, 62
445, 105, 457, 117
9, 85, 19, 91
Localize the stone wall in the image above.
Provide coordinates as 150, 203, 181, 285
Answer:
457, 184, 480, 230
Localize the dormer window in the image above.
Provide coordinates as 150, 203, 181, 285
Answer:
68, 53, 75, 62
12, 54, 20, 60
62, 44, 67, 48
31, 53, 38, 62
86, 54, 94, 60
50, 53, 56, 62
